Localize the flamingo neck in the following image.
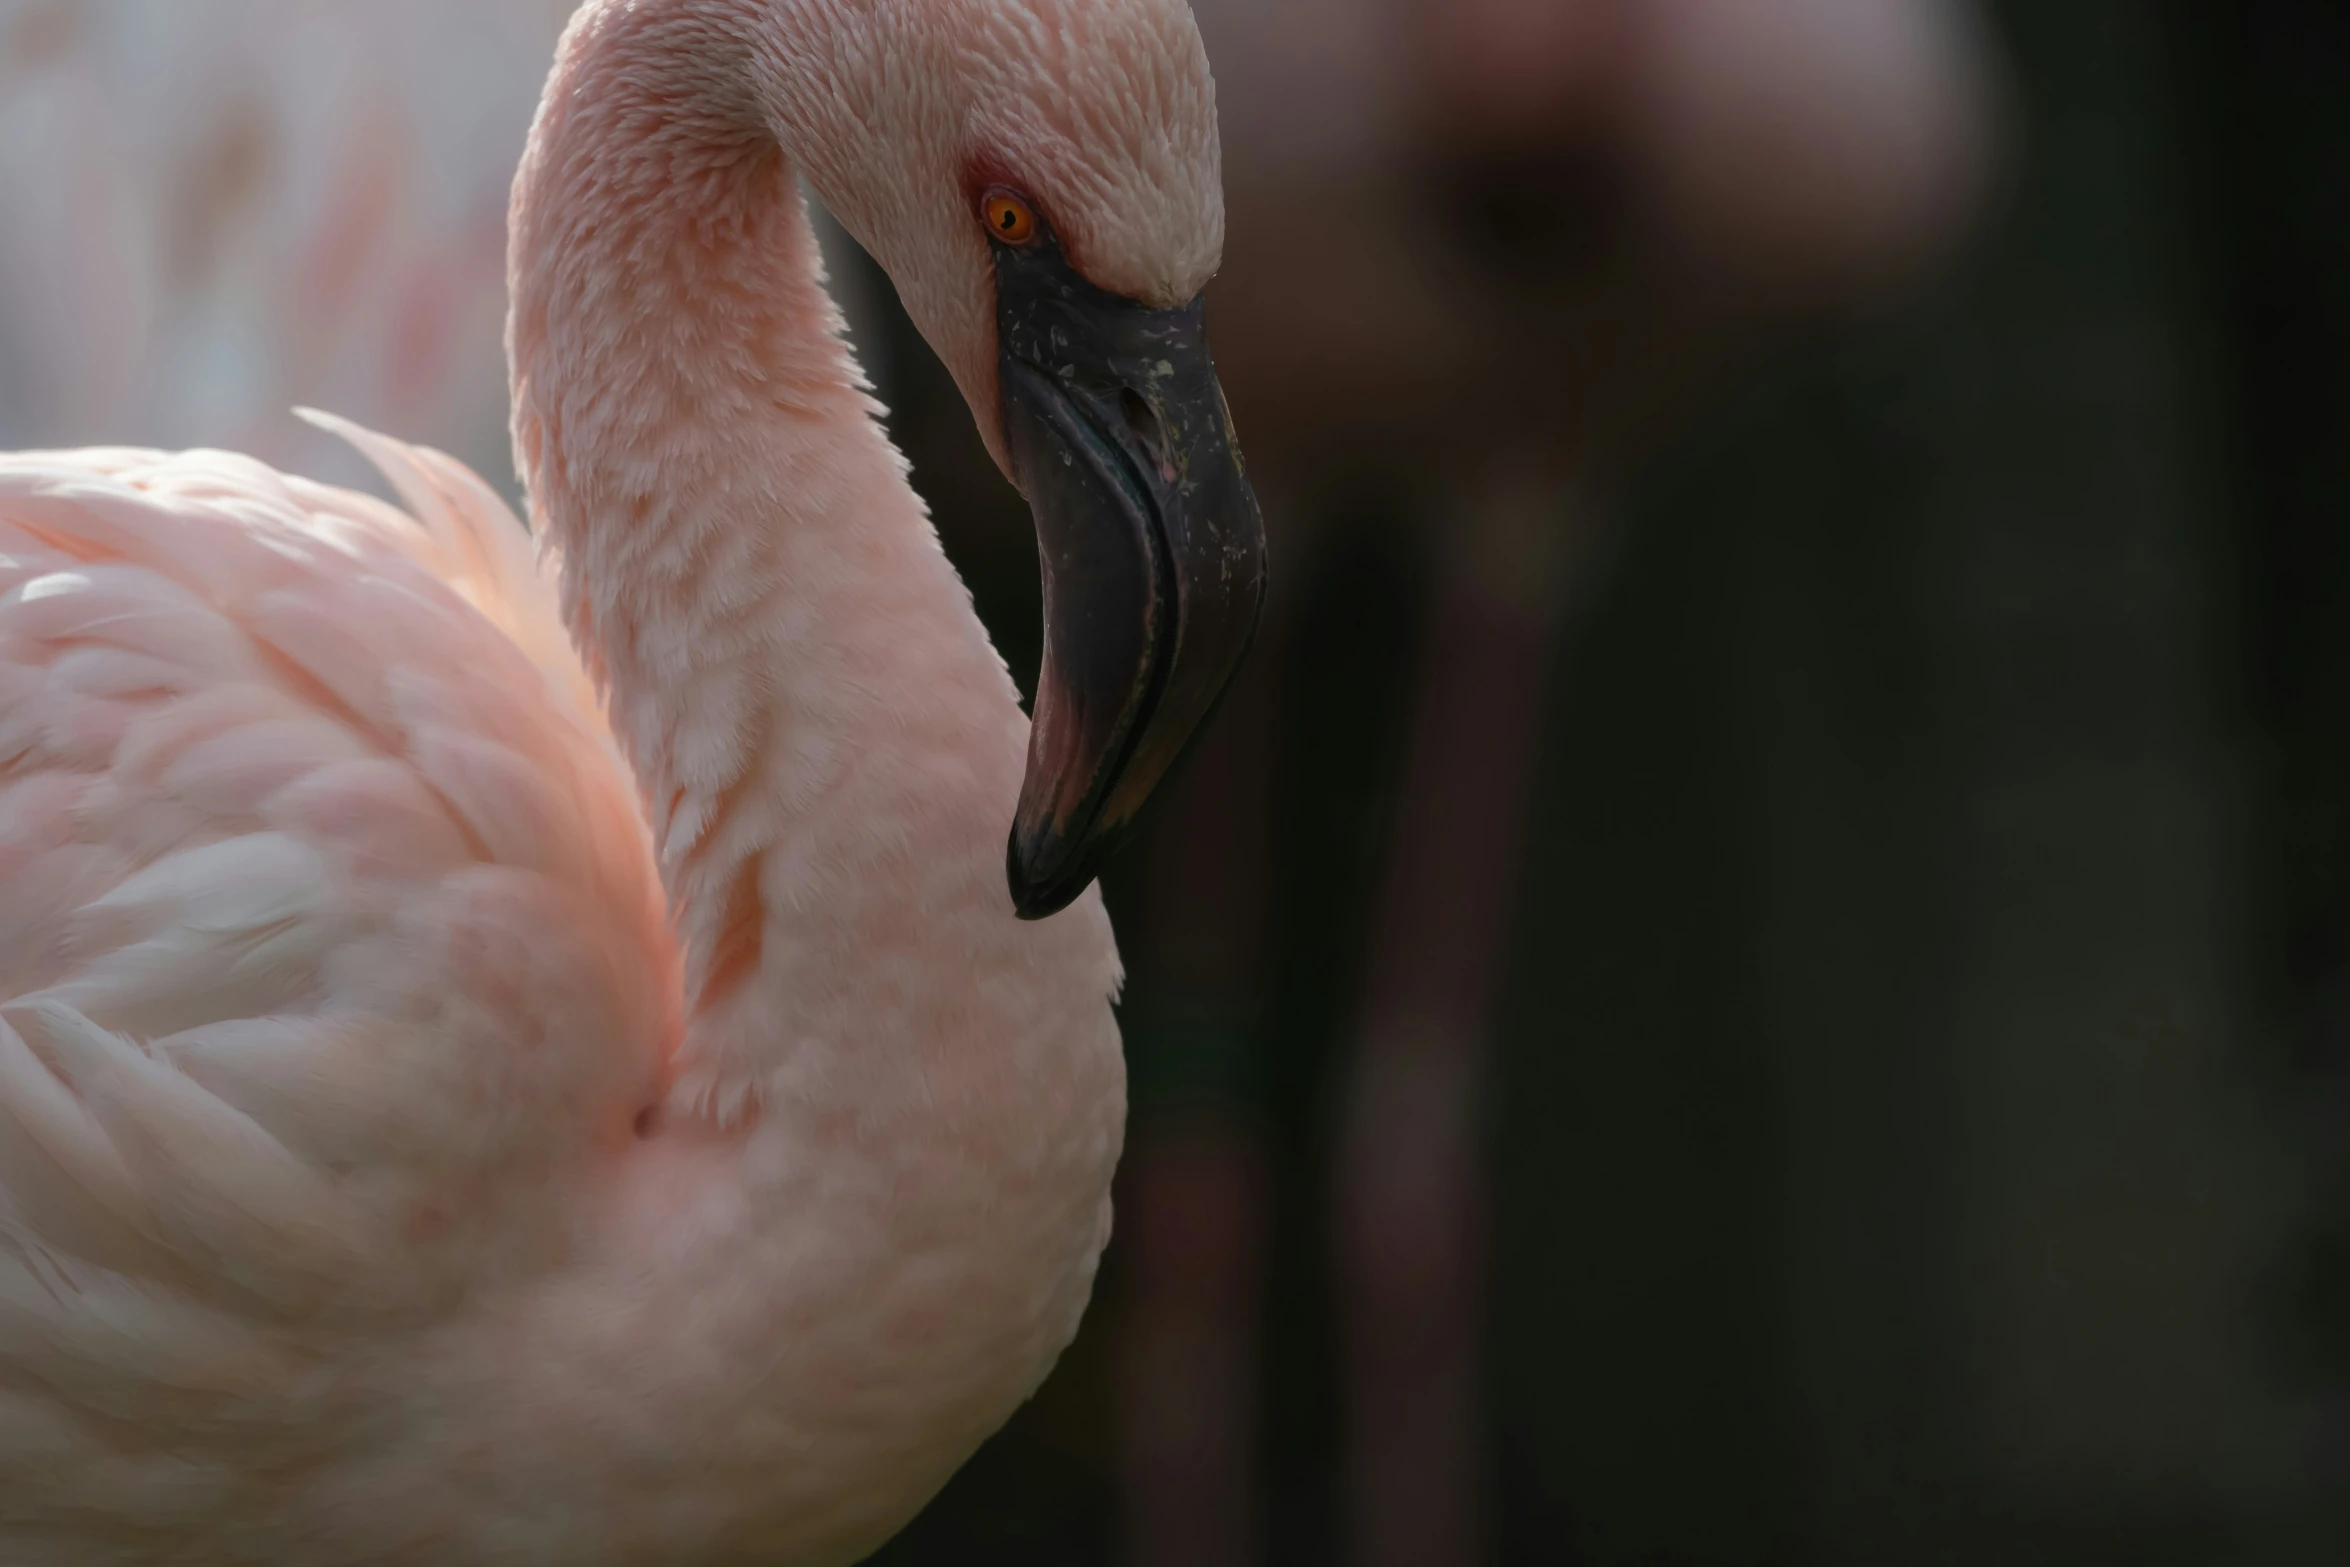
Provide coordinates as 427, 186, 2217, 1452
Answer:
507, 1, 1120, 1119
487, 7, 1125, 1555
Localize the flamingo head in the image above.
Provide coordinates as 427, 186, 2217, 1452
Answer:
763, 0, 1266, 919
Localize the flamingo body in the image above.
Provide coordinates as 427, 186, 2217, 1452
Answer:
0, 0, 1260, 1559
0, 398, 1118, 1567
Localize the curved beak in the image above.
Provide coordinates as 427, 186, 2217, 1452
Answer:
995, 243, 1268, 920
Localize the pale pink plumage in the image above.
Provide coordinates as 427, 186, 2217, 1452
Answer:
0, 0, 1233, 1560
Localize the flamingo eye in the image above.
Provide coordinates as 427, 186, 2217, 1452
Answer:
981, 189, 1040, 247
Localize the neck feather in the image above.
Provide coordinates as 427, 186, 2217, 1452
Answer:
507, 1, 1118, 1120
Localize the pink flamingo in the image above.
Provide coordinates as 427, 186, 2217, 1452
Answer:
0, 0, 1263, 1561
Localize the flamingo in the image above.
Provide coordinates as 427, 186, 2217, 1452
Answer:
0, 0, 1264, 1560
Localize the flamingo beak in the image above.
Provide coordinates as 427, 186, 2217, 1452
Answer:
995, 242, 1268, 920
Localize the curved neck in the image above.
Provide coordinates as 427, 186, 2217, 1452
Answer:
508, 2, 1070, 1115
490, 10, 1125, 1555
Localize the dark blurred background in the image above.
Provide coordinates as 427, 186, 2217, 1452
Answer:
5, 1, 2347, 1562
874, 2, 2350, 1562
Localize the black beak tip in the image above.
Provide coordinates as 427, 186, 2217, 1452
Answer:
990, 243, 1265, 926
1007, 828, 1094, 922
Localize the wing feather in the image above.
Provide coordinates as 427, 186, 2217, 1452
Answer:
0, 420, 675, 1543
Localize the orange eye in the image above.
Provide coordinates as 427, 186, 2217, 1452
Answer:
981, 188, 1040, 246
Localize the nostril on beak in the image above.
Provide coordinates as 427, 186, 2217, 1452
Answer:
1119, 387, 1176, 486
